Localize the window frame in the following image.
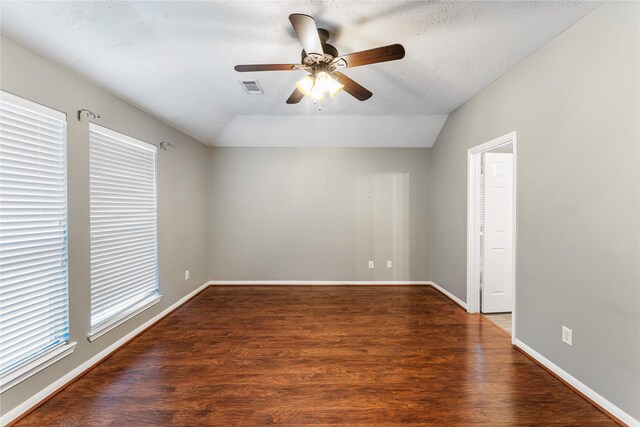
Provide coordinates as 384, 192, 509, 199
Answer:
0, 90, 76, 393
87, 124, 161, 341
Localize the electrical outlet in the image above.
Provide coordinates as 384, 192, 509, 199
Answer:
185, 270, 190, 280
368, 261, 374, 269
562, 326, 572, 346
387, 260, 392, 268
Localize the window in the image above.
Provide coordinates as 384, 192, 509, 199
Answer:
88, 124, 160, 340
0, 91, 75, 392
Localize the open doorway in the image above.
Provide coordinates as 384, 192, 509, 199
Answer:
466, 132, 517, 341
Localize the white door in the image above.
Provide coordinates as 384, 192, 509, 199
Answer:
482, 153, 513, 313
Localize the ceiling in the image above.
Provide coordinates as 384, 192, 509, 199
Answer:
0, 1, 599, 147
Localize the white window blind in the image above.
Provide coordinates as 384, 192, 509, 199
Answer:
89, 124, 159, 340
0, 91, 72, 385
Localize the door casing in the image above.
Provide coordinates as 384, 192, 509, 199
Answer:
466, 131, 517, 343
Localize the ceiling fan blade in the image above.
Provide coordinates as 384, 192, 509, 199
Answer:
286, 88, 305, 104
338, 44, 405, 68
289, 14, 324, 56
332, 72, 372, 101
234, 64, 298, 72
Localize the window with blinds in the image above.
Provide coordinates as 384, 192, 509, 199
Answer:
0, 91, 75, 391
89, 124, 160, 340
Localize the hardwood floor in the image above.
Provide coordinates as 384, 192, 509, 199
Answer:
483, 312, 512, 335
14, 286, 614, 426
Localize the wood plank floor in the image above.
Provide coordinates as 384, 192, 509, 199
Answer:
14, 286, 614, 426
483, 313, 512, 335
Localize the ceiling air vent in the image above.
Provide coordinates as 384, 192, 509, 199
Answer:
240, 80, 264, 95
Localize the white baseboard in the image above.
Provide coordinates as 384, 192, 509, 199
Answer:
428, 281, 468, 309
0, 281, 210, 427
514, 339, 638, 427
209, 280, 431, 285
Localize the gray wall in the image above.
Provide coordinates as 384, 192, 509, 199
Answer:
209, 147, 431, 282
0, 37, 210, 415
430, 2, 639, 419
3, 1, 638, 421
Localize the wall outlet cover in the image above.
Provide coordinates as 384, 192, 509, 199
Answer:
185, 270, 190, 280
368, 261, 374, 269
562, 326, 572, 346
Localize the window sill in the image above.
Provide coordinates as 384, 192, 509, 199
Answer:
0, 341, 77, 394
87, 294, 162, 342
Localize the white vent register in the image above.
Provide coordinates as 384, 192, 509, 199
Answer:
240, 80, 264, 95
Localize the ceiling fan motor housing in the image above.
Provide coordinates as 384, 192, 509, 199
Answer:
301, 29, 339, 65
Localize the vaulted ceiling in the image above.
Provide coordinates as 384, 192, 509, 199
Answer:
0, 1, 599, 146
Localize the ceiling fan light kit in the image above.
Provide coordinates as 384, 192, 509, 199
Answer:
234, 13, 405, 105
296, 70, 344, 100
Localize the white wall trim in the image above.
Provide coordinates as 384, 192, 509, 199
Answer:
87, 293, 162, 342
208, 280, 431, 286
0, 281, 210, 427
514, 339, 638, 427
0, 342, 77, 394
466, 131, 518, 344
429, 281, 468, 310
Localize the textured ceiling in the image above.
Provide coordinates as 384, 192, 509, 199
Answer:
0, 1, 599, 146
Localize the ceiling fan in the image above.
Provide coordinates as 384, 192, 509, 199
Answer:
234, 14, 405, 104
